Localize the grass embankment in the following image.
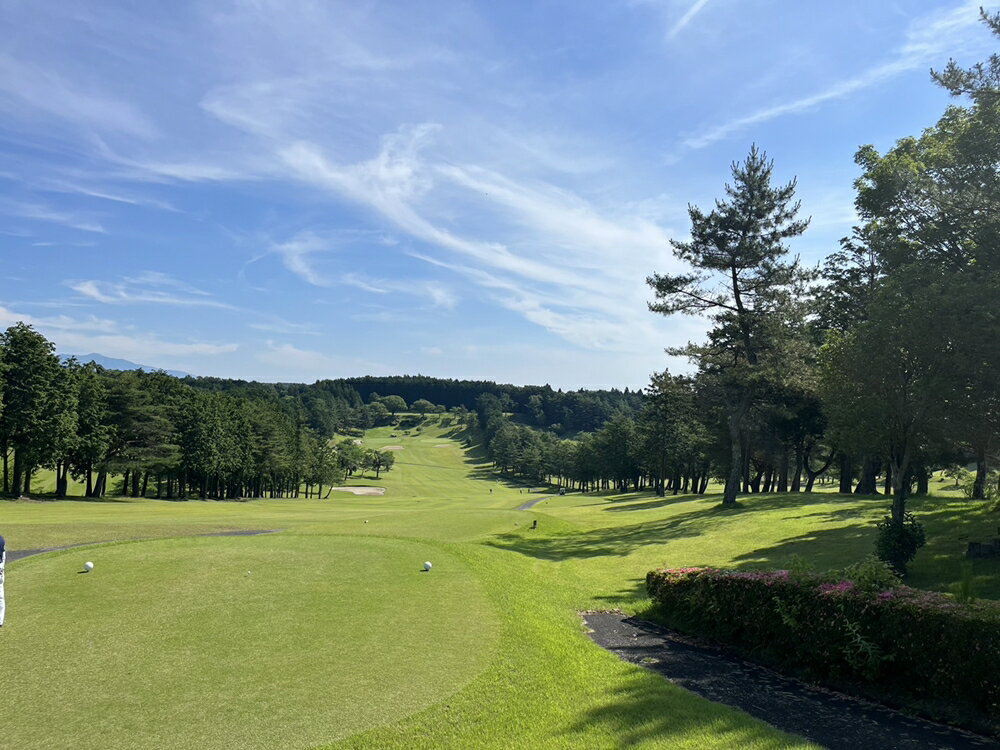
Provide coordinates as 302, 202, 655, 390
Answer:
1, 423, 995, 748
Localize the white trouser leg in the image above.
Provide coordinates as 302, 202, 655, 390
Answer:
0, 556, 5, 626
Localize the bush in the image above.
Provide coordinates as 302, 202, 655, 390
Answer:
962, 472, 1000, 503
875, 512, 926, 575
646, 566, 1000, 730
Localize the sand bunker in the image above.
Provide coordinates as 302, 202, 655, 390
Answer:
433, 444, 451, 448
382, 445, 404, 451
328, 486, 386, 496
352, 439, 363, 445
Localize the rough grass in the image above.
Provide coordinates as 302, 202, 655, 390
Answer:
2, 423, 993, 748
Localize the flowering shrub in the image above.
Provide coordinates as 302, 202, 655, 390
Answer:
646, 565, 1000, 725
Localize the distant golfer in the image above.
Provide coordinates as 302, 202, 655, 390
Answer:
0, 534, 6, 627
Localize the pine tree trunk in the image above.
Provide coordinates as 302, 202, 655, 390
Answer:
891, 469, 908, 526
791, 443, 803, 492
855, 455, 879, 494
973, 448, 988, 500
838, 453, 854, 494
86, 466, 94, 497
12, 449, 23, 498
722, 412, 742, 506
2, 445, 8, 495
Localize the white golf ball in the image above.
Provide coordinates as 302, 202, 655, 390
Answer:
423, 561, 432, 571
83, 561, 94, 572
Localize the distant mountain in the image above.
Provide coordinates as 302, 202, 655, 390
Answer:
61, 353, 191, 379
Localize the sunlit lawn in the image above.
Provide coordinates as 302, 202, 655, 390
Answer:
1, 421, 994, 748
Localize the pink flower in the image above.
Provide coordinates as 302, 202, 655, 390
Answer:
818, 580, 856, 595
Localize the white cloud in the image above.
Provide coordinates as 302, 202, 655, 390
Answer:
0, 200, 106, 233
682, 0, 990, 149
0, 53, 157, 139
255, 341, 388, 380
68, 274, 235, 309
37, 180, 177, 212
277, 127, 686, 351
668, 0, 711, 39
340, 273, 458, 309
0, 305, 237, 361
271, 232, 332, 286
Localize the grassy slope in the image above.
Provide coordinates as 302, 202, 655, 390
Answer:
1, 422, 995, 748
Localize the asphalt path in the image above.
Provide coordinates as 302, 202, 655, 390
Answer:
584, 612, 999, 750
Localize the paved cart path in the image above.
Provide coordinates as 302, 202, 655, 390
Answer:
584, 612, 999, 750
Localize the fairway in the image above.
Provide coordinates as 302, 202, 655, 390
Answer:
3, 422, 994, 748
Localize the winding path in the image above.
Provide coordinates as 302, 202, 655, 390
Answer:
7, 529, 281, 563
584, 612, 999, 750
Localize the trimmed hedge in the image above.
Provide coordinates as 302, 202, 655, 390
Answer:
646, 566, 1000, 729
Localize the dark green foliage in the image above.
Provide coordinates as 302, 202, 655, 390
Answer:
336, 375, 643, 433
648, 146, 812, 506
932, 8, 1000, 102
646, 566, 1000, 728
874, 512, 927, 575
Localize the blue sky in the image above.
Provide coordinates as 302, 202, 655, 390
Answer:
0, 0, 995, 389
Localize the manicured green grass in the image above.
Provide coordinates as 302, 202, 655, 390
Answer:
2, 422, 993, 748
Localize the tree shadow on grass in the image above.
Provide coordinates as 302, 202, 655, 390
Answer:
589, 576, 650, 609
729, 523, 875, 573
558, 668, 806, 749
601, 493, 710, 513
903, 498, 1000, 599
3, 494, 135, 504
485, 504, 739, 561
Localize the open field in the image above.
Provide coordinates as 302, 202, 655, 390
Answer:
1, 423, 996, 748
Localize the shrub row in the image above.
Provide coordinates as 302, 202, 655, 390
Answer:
645, 565, 1000, 728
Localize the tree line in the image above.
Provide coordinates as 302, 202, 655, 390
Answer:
644, 13, 1000, 572
334, 375, 644, 432
0, 326, 401, 500
472, 14, 1000, 574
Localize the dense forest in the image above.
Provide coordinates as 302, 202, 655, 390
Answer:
325, 375, 643, 433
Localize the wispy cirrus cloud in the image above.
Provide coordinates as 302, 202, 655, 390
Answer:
255, 341, 388, 380
0, 304, 236, 361
668, 0, 711, 39
0, 53, 158, 140
68, 272, 234, 309
37, 179, 177, 212
276, 126, 683, 350
269, 231, 331, 286
683, 0, 990, 150
0, 200, 106, 233
341, 273, 458, 309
